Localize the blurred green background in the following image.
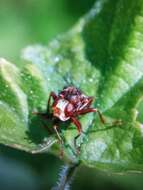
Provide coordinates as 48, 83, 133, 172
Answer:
0, 0, 94, 63
0, 0, 143, 190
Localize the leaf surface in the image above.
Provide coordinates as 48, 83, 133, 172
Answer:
1, 0, 143, 172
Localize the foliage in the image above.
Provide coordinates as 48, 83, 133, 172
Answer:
0, 0, 143, 174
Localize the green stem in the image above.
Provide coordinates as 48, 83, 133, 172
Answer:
52, 163, 80, 190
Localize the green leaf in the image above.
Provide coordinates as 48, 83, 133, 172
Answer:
1, 0, 143, 172
0, 58, 57, 153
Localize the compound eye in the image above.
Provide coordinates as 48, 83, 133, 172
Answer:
66, 103, 74, 113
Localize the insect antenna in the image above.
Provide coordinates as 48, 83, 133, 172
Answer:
62, 72, 79, 88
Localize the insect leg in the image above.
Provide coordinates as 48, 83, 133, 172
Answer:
77, 108, 105, 124
47, 91, 58, 112
71, 117, 82, 154
53, 125, 63, 143
85, 97, 94, 107
77, 108, 122, 128
95, 109, 105, 124
92, 109, 122, 127
53, 125, 64, 158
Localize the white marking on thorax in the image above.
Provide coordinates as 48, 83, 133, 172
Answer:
56, 99, 70, 121
56, 99, 68, 110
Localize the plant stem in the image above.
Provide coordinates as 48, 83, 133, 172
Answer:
52, 162, 80, 190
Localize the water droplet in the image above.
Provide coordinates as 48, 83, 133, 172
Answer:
89, 78, 93, 82
54, 56, 60, 63
30, 90, 33, 94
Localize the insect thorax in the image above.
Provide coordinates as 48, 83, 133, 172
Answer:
53, 99, 70, 121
